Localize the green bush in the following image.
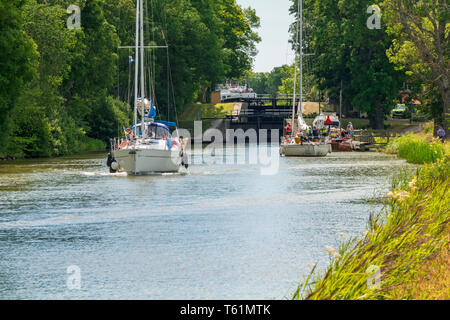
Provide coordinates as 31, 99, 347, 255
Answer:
6, 102, 52, 158
86, 95, 132, 143
422, 122, 434, 135
79, 137, 107, 152
386, 133, 445, 164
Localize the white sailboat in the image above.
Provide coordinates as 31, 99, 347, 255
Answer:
280, 0, 331, 157
107, 0, 187, 174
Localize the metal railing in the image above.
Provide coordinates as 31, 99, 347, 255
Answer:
110, 138, 126, 151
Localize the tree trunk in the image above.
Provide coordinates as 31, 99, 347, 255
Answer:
369, 100, 384, 130
439, 76, 449, 135
200, 86, 208, 104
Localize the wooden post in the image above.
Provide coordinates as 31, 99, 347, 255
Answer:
318, 90, 321, 114
339, 80, 343, 120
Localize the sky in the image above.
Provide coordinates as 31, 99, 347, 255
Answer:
236, 0, 295, 73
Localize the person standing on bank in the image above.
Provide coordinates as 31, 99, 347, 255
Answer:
437, 126, 446, 142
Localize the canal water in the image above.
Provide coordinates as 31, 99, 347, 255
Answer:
0, 147, 406, 299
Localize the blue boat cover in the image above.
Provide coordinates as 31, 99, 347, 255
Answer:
132, 122, 170, 131
155, 121, 177, 128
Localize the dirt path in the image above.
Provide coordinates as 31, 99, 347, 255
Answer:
398, 124, 424, 134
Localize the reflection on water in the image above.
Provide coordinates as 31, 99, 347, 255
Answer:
0, 148, 406, 299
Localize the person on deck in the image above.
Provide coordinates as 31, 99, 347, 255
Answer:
125, 128, 134, 141
285, 123, 292, 134
285, 123, 292, 144
299, 130, 307, 144
347, 122, 354, 137
306, 127, 313, 142
313, 127, 319, 138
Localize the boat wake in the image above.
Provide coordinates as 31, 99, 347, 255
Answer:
76, 171, 128, 177
74, 170, 190, 177
189, 168, 250, 176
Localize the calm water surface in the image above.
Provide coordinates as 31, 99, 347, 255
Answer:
0, 147, 406, 299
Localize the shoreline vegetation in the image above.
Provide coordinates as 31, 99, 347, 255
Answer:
384, 124, 448, 164
294, 132, 449, 300
0, 137, 106, 161
1, 1, 261, 161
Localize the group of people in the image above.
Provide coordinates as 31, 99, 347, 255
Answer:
284, 123, 331, 144
329, 122, 354, 140
123, 127, 160, 141
284, 120, 447, 146
284, 121, 357, 145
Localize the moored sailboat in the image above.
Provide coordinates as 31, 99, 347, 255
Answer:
280, 0, 331, 157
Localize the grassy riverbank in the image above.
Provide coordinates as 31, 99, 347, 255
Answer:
0, 137, 106, 160
294, 144, 449, 300
385, 129, 448, 164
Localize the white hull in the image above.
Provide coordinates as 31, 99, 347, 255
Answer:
113, 147, 181, 174
280, 143, 331, 157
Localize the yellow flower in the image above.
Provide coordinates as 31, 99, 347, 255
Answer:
388, 189, 410, 202
409, 177, 417, 192
396, 191, 410, 202
325, 246, 341, 259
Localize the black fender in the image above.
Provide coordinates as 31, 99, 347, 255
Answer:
180, 151, 189, 169
107, 153, 117, 173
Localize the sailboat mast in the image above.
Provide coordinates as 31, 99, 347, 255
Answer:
134, 0, 140, 135
291, 0, 302, 138
140, 0, 146, 138
298, 0, 303, 117
291, 5, 299, 139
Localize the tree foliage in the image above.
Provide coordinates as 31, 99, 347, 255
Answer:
247, 65, 293, 96
0, 0, 260, 158
383, 0, 449, 131
288, 0, 404, 129
0, 0, 38, 154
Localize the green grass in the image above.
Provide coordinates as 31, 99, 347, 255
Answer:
293, 157, 450, 300
386, 133, 446, 164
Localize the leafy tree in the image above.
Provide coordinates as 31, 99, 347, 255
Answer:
67, 0, 119, 99
383, 0, 449, 132
0, 0, 38, 153
277, 65, 296, 95
6, 87, 52, 157
217, 0, 261, 79
247, 72, 269, 94
266, 65, 292, 97
290, 0, 404, 129
15, 1, 81, 156
103, 0, 136, 103
86, 95, 131, 142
